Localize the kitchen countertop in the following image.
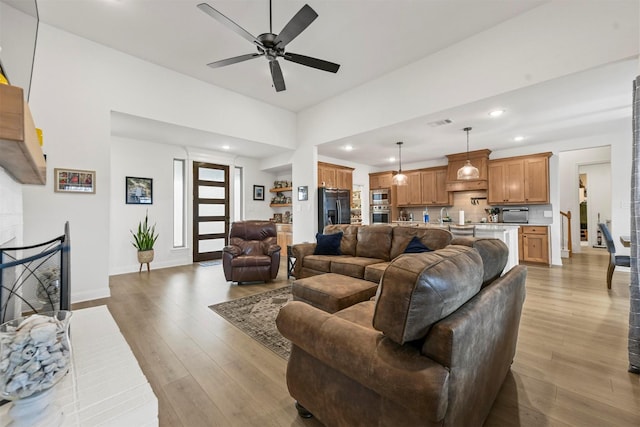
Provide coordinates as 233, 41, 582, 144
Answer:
392, 221, 551, 228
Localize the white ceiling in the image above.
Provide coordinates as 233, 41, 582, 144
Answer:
33, 0, 637, 168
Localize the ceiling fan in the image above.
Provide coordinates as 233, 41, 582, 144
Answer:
197, 1, 340, 92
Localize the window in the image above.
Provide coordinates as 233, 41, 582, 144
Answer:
234, 167, 243, 222
173, 159, 185, 248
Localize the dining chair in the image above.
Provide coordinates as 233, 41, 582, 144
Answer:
449, 224, 476, 238
598, 222, 630, 289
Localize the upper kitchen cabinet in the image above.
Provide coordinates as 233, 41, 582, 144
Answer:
318, 161, 353, 190
369, 171, 393, 189
488, 153, 551, 205
395, 171, 421, 206
0, 84, 46, 184
445, 149, 491, 192
421, 167, 452, 206
395, 167, 452, 207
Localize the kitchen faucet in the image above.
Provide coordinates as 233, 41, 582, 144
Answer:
439, 207, 449, 224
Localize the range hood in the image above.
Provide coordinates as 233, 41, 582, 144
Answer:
445, 149, 491, 192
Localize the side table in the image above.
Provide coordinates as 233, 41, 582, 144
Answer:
287, 245, 296, 279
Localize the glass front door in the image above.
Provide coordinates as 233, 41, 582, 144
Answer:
192, 162, 229, 262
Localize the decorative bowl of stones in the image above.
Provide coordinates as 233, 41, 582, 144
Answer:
0, 311, 72, 426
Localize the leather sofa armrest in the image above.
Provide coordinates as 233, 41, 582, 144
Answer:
276, 301, 449, 421
266, 244, 281, 256
223, 245, 242, 257
291, 242, 316, 277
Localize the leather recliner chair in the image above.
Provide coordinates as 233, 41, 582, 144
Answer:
222, 220, 281, 284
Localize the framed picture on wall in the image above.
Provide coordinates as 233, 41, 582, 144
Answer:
126, 176, 153, 204
54, 168, 96, 193
298, 186, 308, 201
253, 185, 265, 201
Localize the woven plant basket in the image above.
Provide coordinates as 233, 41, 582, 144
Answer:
137, 250, 154, 264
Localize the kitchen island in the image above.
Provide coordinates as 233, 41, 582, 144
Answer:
392, 221, 520, 273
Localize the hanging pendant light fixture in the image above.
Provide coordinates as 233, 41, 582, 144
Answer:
392, 141, 408, 186
457, 127, 480, 180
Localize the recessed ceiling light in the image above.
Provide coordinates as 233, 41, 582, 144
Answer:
489, 109, 505, 117
222, 145, 230, 150
344, 145, 353, 151
389, 157, 396, 162
513, 136, 525, 142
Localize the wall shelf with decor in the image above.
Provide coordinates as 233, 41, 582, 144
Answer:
270, 181, 293, 207
0, 84, 46, 184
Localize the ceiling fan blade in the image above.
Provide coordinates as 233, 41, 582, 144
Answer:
283, 52, 340, 73
207, 53, 263, 68
273, 4, 318, 48
197, 3, 263, 47
269, 60, 286, 92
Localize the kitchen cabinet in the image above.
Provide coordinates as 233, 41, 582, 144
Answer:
421, 167, 452, 206
524, 156, 550, 203
0, 84, 46, 184
488, 153, 551, 205
395, 167, 452, 207
520, 225, 549, 264
276, 223, 292, 257
318, 162, 353, 190
445, 149, 491, 192
395, 171, 421, 206
369, 172, 393, 189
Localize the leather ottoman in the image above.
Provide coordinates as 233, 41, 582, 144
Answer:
292, 273, 378, 313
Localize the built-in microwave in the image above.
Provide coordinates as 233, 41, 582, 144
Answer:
370, 189, 390, 205
502, 207, 529, 223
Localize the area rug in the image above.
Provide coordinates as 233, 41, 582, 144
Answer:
199, 260, 222, 267
209, 286, 292, 359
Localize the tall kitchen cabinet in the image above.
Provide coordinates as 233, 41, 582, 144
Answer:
488, 153, 551, 205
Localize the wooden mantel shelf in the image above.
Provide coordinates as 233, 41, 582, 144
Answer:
0, 84, 46, 184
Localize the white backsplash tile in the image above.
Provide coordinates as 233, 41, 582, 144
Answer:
402, 190, 553, 224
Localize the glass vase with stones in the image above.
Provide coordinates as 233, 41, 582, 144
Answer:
35, 267, 61, 311
0, 311, 73, 427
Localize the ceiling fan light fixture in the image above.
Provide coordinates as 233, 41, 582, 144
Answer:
457, 127, 480, 180
392, 141, 408, 186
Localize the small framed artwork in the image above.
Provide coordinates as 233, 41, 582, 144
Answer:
126, 176, 153, 204
54, 168, 96, 193
298, 185, 308, 201
253, 185, 265, 201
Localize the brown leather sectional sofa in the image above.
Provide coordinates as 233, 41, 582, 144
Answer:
291, 224, 453, 283
277, 237, 527, 426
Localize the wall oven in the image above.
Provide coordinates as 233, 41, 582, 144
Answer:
370, 189, 390, 205
371, 205, 390, 224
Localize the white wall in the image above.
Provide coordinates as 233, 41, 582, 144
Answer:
0, 168, 23, 246
24, 24, 296, 302
110, 136, 191, 275
292, 0, 639, 245
234, 156, 277, 221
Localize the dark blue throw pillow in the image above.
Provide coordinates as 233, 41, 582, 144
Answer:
314, 232, 343, 255
404, 236, 433, 254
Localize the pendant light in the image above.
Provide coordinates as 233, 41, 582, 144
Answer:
392, 141, 408, 186
457, 127, 480, 180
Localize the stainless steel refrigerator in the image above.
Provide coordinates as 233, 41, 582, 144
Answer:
318, 188, 351, 231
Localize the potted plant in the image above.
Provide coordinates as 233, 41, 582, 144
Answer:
131, 211, 159, 271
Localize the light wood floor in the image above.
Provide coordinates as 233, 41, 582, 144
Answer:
78, 248, 640, 426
